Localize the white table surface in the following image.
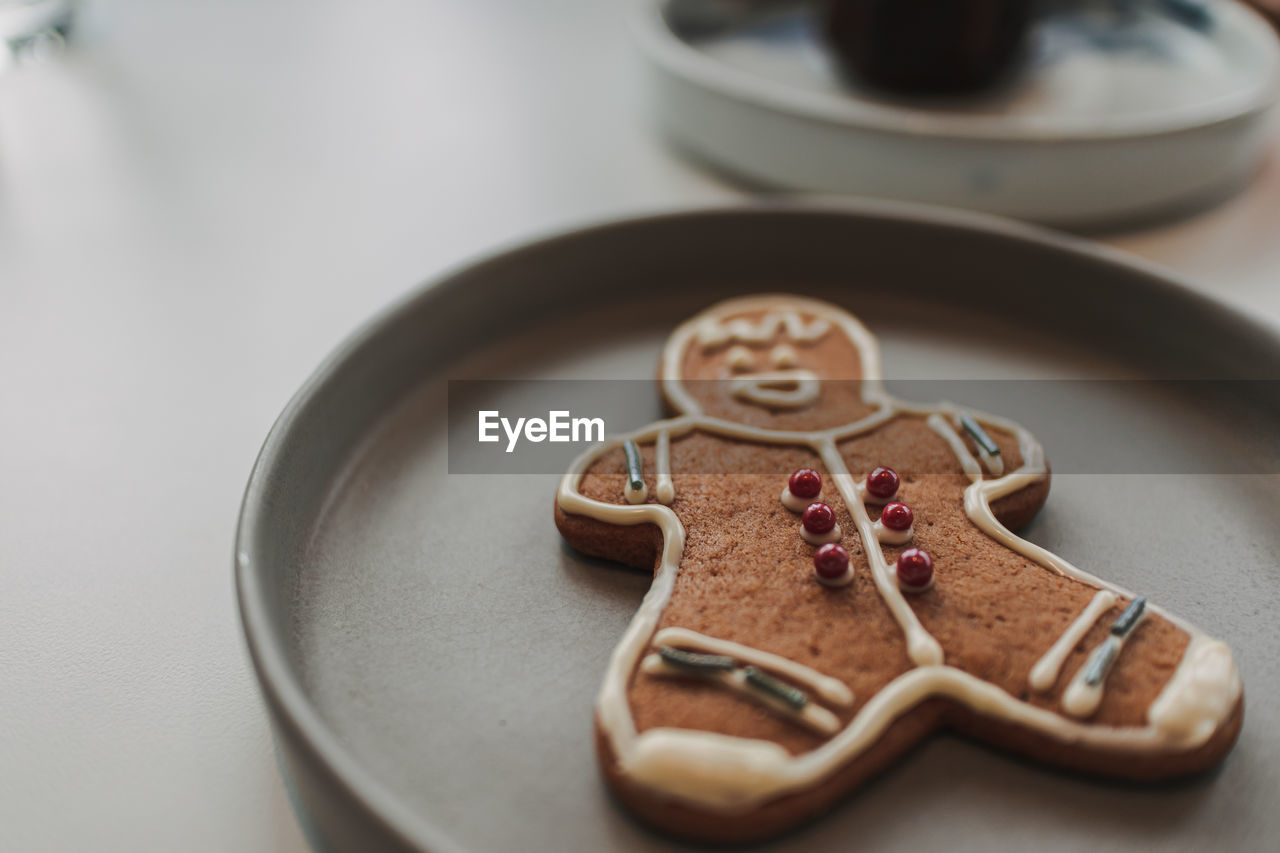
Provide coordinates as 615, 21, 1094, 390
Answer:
1, 2, 1276, 851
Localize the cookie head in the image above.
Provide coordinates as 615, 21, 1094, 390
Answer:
660, 296, 883, 431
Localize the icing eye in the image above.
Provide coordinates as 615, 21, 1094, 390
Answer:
772, 344, 799, 368
726, 346, 755, 373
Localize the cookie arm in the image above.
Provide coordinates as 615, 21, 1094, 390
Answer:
925, 413, 1243, 740
555, 421, 688, 571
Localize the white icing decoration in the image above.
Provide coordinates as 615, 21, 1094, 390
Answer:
623, 441, 648, 504
780, 486, 820, 513
801, 523, 841, 546
620, 661, 1236, 812
1148, 636, 1242, 742
1062, 643, 1116, 717
556, 296, 1242, 814
873, 520, 912, 545
726, 346, 755, 372
947, 409, 1003, 473
665, 297, 881, 418
819, 442, 943, 667
1062, 611, 1146, 718
640, 655, 841, 736
655, 430, 674, 505
771, 344, 799, 368
926, 414, 984, 480
695, 310, 831, 351
654, 626, 854, 707
622, 729, 792, 810
730, 370, 820, 410
1029, 590, 1119, 692
955, 413, 1006, 477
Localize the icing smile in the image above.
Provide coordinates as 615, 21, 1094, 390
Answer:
729, 369, 820, 410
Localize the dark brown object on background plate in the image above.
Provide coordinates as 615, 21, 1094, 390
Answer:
1246, 0, 1280, 28
554, 294, 1244, 843
821, 0, 1035, 94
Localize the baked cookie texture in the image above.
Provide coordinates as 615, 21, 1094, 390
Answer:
554, 295, 1243, 843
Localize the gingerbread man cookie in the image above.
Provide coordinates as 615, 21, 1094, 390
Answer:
554, 295, 1243, 842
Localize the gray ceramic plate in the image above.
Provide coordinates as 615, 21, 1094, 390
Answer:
236, 204, 1280, 852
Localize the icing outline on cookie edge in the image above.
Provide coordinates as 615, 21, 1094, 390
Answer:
555, 294, 1242, 814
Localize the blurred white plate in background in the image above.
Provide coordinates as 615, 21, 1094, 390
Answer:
633, 0, 1280, 228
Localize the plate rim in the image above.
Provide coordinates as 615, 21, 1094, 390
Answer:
234, 199, 1280, 852
632, 0, 1280, 142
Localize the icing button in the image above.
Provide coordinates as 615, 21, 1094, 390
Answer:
789, 468, 822, 501
802, 502, 836, 536
881, 502, 913, 532
801, 501, 841, 545
865, 466, 900, 501
896, 548, 934, 592
813, 543, 853, 586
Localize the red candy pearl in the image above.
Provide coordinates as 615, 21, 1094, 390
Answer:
866, 466, 900, 499
813, 543, 849, 580
789, 468, 822, 500
881, 502, 913, 532
897, 548, 934, 589
802, 502, 836, 535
